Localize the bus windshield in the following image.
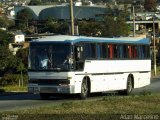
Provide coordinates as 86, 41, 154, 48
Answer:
29, 43, 72, 71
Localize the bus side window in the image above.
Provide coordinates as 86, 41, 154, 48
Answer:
145, 46, 150, 58
139, 46, 144, 59
114, 45, 118, 58
128, 45, 132, 58
133, 46, 139, 59
108, 45, 113, 59
75, 47, 80, 60
84, 43, 91, 59
123, 45, 128, 59
119, 45, 123, 59
102, 43, 107, 59
143, 45, 150, 59
138, 46, 141, 59
84, 43, 96, 59
75, 46, 84, 70
90, 43, 96, 59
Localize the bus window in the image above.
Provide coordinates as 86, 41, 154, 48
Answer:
75, 46, 84, 70
97, 44, 101, 59
114, 45, 118, 58
139, 46, 144, 59
75, 46, 83, 61
100, 43, 107, 59
108, 45, 113, 59
133, 46, 138, 58
143, 45, 150, 59
119, 45, 124, 59
116, 45, 120, 58
146, 46, 150, 58
128, 45, 132, 58
90, 43, 96, 59
123, 45, 128, 59
84, 43, 96, 59
84, 43, 91, 59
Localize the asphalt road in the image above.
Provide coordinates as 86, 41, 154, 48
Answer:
0, 78, 160, 112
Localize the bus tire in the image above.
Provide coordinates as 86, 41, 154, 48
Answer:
118, 76, 133, 95
80, 78, 89, 99
124, 76, 133, 95
40, 93, 50, 100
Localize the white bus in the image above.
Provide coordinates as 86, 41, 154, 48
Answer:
28, 35, 151, 99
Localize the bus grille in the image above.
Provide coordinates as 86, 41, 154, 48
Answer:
29, 79, 70, 85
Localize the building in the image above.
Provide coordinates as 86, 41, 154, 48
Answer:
14, 5, 109, 21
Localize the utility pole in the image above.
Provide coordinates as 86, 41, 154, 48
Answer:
133, 6, 135, 37
153, 16, 157, 76
70, 0, 74, 35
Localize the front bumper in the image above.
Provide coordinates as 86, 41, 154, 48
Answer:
28, 84, 75, 94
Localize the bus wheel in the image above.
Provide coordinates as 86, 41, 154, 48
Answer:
124, 76, 133, 95
40, 93, 50, 100
80, 79, 89, 99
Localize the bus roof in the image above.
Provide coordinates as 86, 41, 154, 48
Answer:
31, 35, 150, 44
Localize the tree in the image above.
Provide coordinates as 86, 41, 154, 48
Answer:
16, 48, 28, 69
44, 18, 69, 34
0, 17, 15, 29
44, 17, 60, 33
101, 16, 129, 37
16, 8, 34, 30
0, 46, 18, 73
76, 16, 129, 37
101, 16, 116, 37
144, 0, 157, 11
0, 45, 28, 86
116, 17, 129, 36
78, 21, 102, 36
0, 30, 13, 45
28, 0, 41, 5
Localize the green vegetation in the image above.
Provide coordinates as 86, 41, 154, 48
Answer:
0, 47, 28, 88
0, 17, 15, 30
102, 16, 129, 37
78, 16, 129, 37
43, 18, 69, 34
0, 74, 28, 86
0, 30, 28, 91
1, 85, 27, 92
28, 0, 41, 5
16, 8, 34, 32
151, 65, 160, 77
78, 21, 102, 36
1, 94, 160, 120
0, 30, 13, 45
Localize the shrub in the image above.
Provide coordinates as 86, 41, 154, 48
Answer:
0, 73, 28, 86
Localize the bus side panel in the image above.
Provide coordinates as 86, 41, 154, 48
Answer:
90, 74, 109, 92
73, 74, 85, 94
90, 74, 128, 92
83, 60, 151, 91
133, 72, 151, 88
